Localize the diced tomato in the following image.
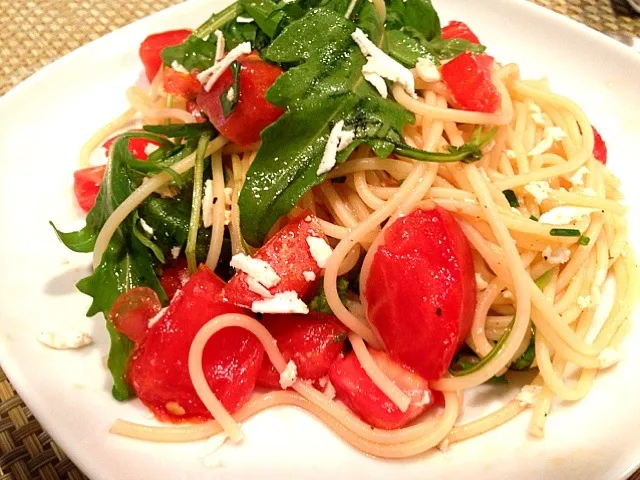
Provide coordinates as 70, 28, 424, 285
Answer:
256, 312, 348, 389
186, 100, 206, 123
196, 55, 284, 146
362, 206, 476, 380
159, 258, 190, 299
441, 52, 500, 113
102, 135, 161, 161
592, 126, 607, 164
109, 287, 162, 344
128, 265, 264, 421
441, 21, 480, 44
73, 166, 106, 212
223, 210, 326, 308
139, 29, 192, 82
329, 349, 433, 430
163, 66, 202, 99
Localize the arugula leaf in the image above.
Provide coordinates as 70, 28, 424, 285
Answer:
240, 0, 286, 38
239, 5, 412, 246
220, 62, 241, 117
143, 122, 215, 139
384, 0, 439, 40
309, 278, 350, 314
510, 334, 535, 371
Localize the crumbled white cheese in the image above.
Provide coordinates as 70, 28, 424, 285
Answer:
144, 142, 159, 156
201, 431, 230, 468
538, 206, 597, 225
437, 439, 450, 452
246, 277, 273, 298
230, 253, 281, 288
170, 60, 189, 74
316, 120, 355, 175
475, 273, 488, 291
576, 295, 592, 309
202, 179, 215, 228
306, 236, 333, 268
148, 307, 168, 328
505, 149, 516, 160
279, 360, 298, 389
528, 127, 567, 156
226, 87, 235, 102
198, 42, 252, 92
565, 166, 589, 186
415, 390, 432, 406
415, 56, 440, 82
581, 187, 597, 197
516, 384, 542, 407
236, 16, 254, 23
351, 28, 416, 99
214, 30, 225, 62
502, 290, 513, 299
224, 210, 231, 226
542, 246, 571, 265
171, 246, 181, 259
251, 291, 309, 314
303, 270, 316, 282
511, 207, 522, 216
38, 330, 93, 350
598, 348, 622, 369
139, 218, 154, 236
524, 181, 551, 204
323, 379, 336, 400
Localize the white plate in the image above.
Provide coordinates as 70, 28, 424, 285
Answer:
1, 0, 640, 478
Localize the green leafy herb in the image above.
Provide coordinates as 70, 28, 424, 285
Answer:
578, 235, 591, 246
185, 133, 211, 273
220, 61, 241, 118
549, 228, 581, 237
510, 332, 535, 371
535, 269, 553, 291
449, 319, 513, 377
309, 277, 349, 314
238, 6, 494, 245
503, 189, 519, 208
143, 122, 215, 139
240, 0, 286, 38
529, 215, 539, 222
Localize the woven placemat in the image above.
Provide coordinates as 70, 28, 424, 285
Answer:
0, 1, 639, 479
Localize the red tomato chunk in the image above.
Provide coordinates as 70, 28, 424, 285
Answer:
362, 206, 476, 380
441, 52, 500, 113
128, 265, 264, 421
441, 21, 480, 44
329, 349, 433, 430
197, 55, 284, 146
257, 312, 348, 389
139, 29, 192, 82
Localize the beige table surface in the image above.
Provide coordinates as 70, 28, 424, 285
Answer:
0, 0, 639, 478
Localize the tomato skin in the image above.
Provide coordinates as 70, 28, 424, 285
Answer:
223, 210, 326, 308
162, 66, 202, 99
441, 52, 500, 113
139, 29, 192, 82
256, 312, 348, 389
362, 206, 476, 380
329, 349, 433, 430
441, 21, 480, 44
159, 258, 190, 300
73, 166, 106, 212
128, 265, 264, 421
592, 126, 607, 164
103, 135, 160, 161
196, 55, 285, 146
109, 287, 162, 344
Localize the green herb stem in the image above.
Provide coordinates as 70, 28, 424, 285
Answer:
194, 3, 243, 39
549, 228, 581, 237
449, 319, 514, 377
185, 133, 211, 273
503, 189, 519, 208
